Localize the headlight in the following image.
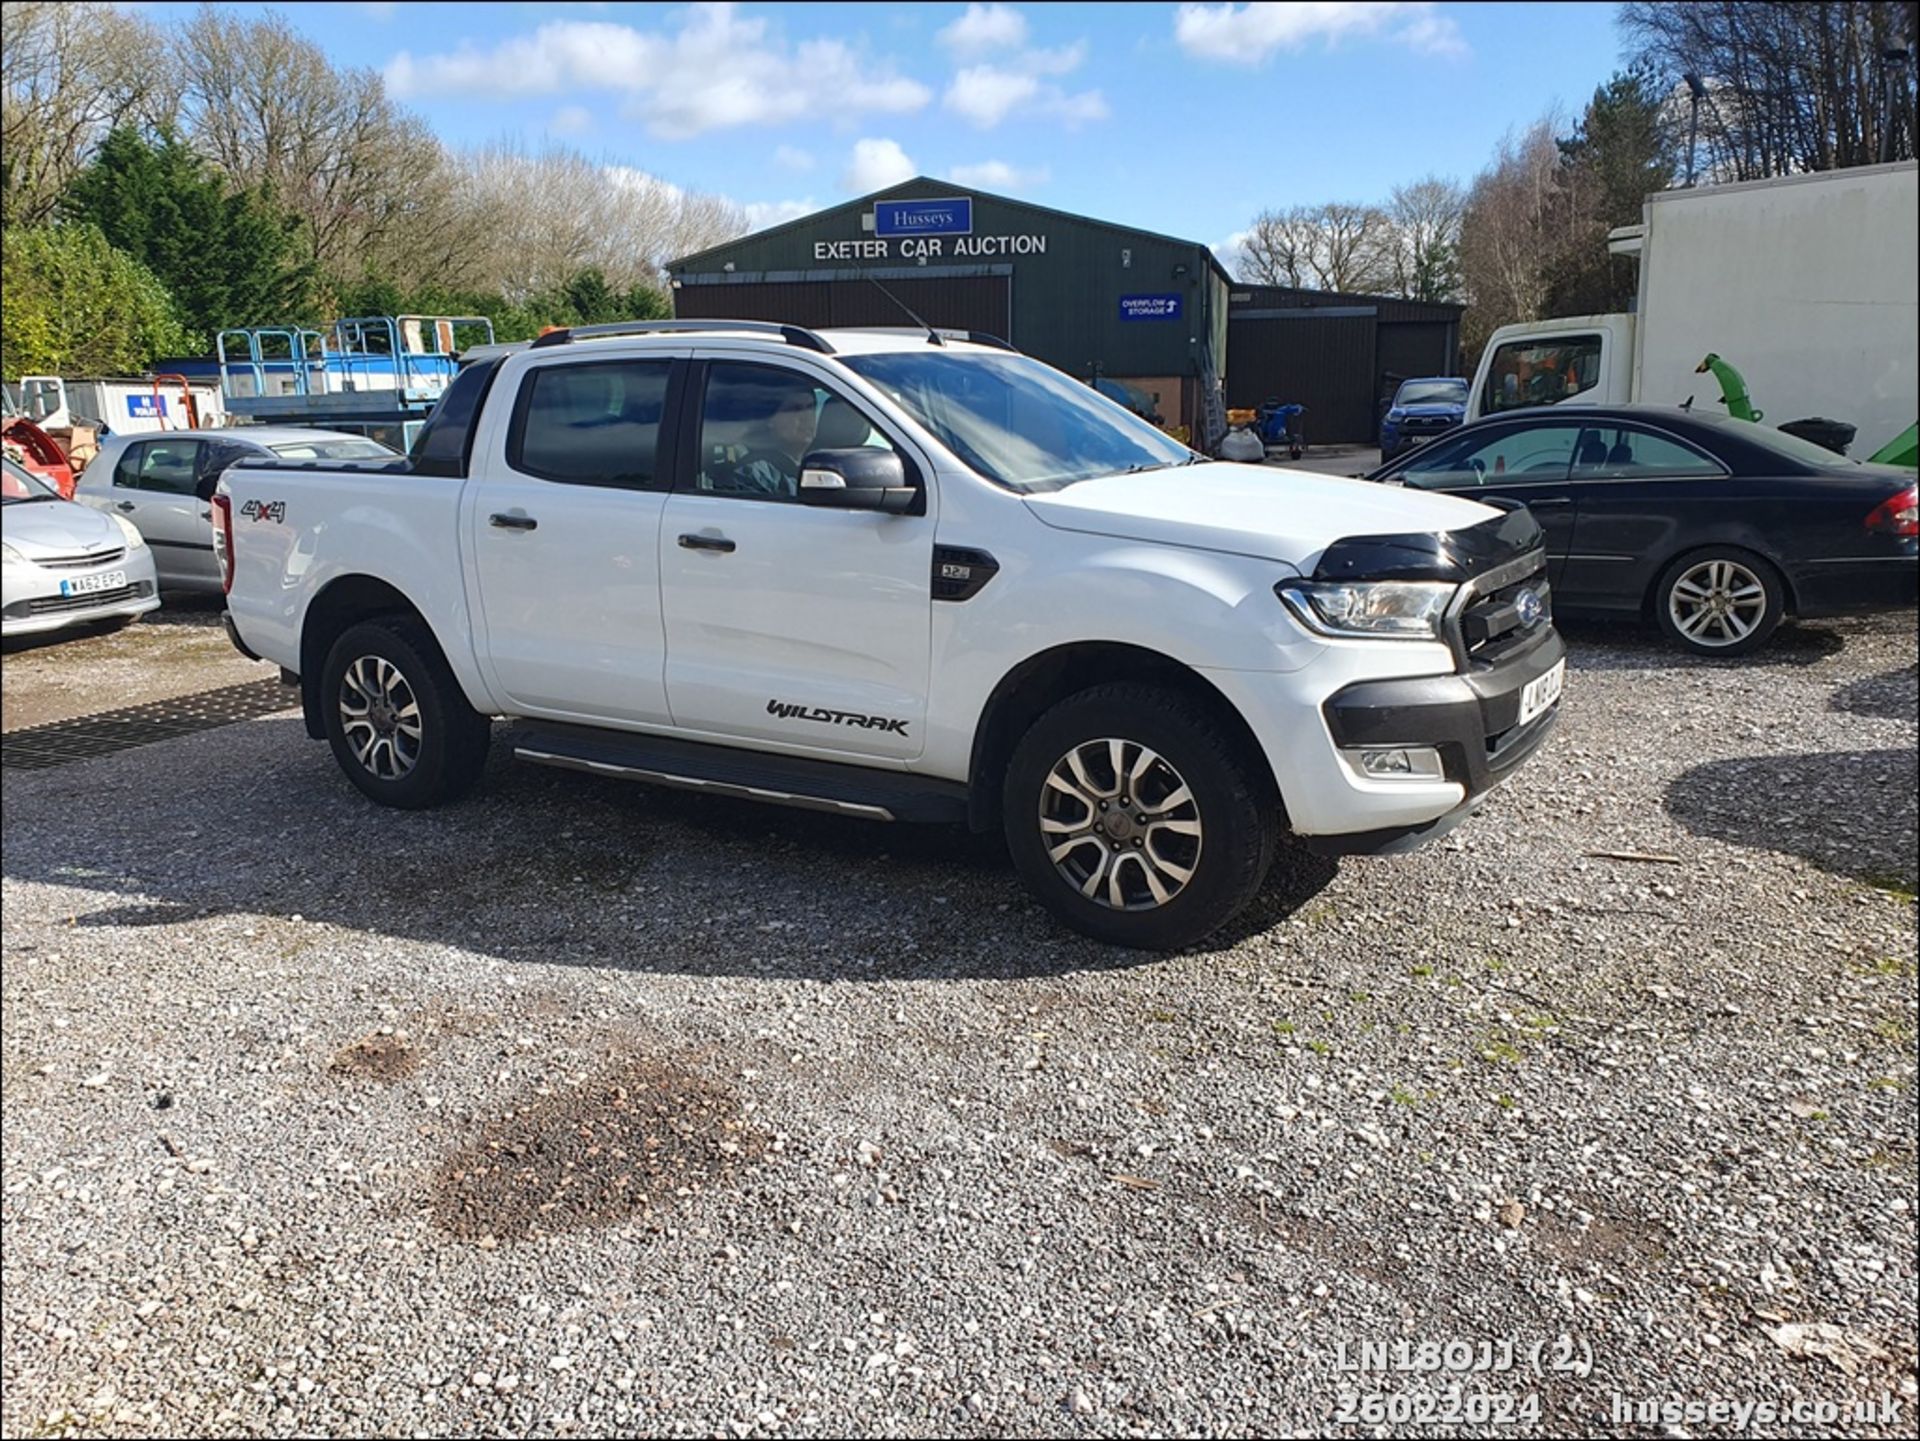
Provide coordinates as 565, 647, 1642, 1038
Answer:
1385, 409, 1405, 422
1276, 579, 1456, 640
111, 514, 148, 549
1, 540, 25, 566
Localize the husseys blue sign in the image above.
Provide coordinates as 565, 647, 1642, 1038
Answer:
126, 394, 168, 417
874, 197, 973, 238
1119, 294, 1182, 322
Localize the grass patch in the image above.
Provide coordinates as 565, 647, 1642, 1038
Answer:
1861, 872, 1918, 903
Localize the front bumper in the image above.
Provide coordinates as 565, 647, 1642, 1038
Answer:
1308, 626, 1564, 853
1, 573, 160, 637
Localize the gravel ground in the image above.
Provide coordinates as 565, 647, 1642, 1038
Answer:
2, 598, 272, 732
2, 612, 1915, 1438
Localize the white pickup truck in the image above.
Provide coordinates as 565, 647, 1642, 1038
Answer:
217, 321, 1565, 948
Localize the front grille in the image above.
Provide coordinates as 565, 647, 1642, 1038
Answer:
1399, 416, 1457, 434
15, 582, 144, 617
28, 547, 126, 570
1453, 557, 1551, 667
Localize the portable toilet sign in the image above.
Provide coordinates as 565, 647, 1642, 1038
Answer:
874, 197, 973, 238
126, 394, 169, 418
1119, 294, 1183, 322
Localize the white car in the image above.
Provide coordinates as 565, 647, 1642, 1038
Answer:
3, 456, 159, 638
78, 426, 399, 593
219, 321, 1565, 949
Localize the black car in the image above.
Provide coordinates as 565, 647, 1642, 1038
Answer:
1367, 404, 1917, 656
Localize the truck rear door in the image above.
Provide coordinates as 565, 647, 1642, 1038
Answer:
461, 351, 684, 726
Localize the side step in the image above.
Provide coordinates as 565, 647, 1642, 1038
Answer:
507, 721, 968, 823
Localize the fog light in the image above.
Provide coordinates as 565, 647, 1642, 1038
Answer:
1353, 746, 1445, 779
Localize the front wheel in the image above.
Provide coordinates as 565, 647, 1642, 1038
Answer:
1653, 548, 1784, 657
1002, 684, 1278, 949
321, 617, 491, 808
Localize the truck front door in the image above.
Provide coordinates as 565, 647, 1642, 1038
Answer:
463, 353, 681, 726
657, 358, 933, 762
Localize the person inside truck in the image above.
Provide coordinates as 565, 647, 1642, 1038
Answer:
726, 381, 818, 498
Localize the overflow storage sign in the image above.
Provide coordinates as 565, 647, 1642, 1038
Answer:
1119, 294, 1183, 322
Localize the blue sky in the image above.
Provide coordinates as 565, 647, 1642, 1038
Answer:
130, 1, 1629, 253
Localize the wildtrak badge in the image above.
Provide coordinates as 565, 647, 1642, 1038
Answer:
767, 699, 909, 735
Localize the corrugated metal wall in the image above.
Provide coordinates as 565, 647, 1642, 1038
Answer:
1226, 313, 1378, 443
675, 275, 1013, 338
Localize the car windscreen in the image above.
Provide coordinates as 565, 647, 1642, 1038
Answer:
267, 437, 400, 461
1396, 380, 1466, 406
839, 351, 1193, 491
2, 457, 56, 501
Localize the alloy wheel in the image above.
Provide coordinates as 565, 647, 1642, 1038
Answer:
338, 654, 423, 780
1667, 558, 1769, 648
1039, 737, 1203, 910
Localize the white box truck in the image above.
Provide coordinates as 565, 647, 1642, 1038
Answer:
1467, 160, 1918, 458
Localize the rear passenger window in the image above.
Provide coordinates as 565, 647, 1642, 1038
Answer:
114, 440, 204, 495
509, 360, 671, 488
1572, 427, 1725, 478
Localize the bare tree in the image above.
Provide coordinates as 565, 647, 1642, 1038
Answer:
1457, 120, 1565, 356
1, 0, 175, 224
453, 143, 746, 299
171, 8, 468, 283
1236, 202, 1395, 292
1622, 1, 1917, 180
1384, 176, 1466, 302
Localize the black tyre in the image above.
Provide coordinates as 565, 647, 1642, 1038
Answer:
1002, 683, 1278, 950
1652, 547, 1785, 657
321, 617, 490, 808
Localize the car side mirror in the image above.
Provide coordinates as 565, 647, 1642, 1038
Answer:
797, 448, 917, 514
1380, 473, 1407, 487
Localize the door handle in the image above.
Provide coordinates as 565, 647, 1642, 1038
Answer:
116, 501, 137, 512
1527, 496, 1573, 509
489, 513, 538, 531
678, 533, 736, 553
198, 510, 211, 521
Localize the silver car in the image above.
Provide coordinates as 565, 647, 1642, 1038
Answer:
78, 426, 399, 592
3, 457, 160, 638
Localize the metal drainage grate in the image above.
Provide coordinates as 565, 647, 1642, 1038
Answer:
2, 679, 297, 771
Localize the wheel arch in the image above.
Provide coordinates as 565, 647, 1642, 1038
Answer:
1643, 540, 1799, 619
297, 575, 469, 739
965, 641, 1279, 833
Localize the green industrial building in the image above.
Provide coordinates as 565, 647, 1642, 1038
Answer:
667, 177, 1232, 442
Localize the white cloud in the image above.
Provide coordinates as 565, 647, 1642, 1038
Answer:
937, 2, 1029, 56
357, 1, 396, 19
1173, 2, 1468, 64
773, 144, 816, 173
1213, 229, 1252, 273
947, 160, 1050, 192
942, 40, 1107, 129
743, 198, 819, 231
842, 138, 918, 193
385, 4, 933, 139
548, 104, 594, 135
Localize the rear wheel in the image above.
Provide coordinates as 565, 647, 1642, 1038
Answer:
321, 617, 490, 808
1003, 684, 1277, 949
1653, 548, 1784, 657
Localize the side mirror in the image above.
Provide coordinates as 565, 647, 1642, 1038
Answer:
1380, 474, 1407, 487
797, 448, 917, 514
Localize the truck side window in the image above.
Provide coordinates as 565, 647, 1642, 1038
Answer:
1482, 336, 1603, 415
508, 360, 671, 489
695, 362, 894, 503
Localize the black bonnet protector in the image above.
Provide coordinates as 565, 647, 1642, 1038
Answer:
1312, 501, 1545, 583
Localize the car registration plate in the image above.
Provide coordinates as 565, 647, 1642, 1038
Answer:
59, 570, 127, 598
1518, 658, 1565, 727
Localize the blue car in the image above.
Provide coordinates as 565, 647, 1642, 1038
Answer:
1379, 376, 1468, 461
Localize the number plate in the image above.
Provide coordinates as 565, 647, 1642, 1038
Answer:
1518, 658, 1565, 727
58, 570, 127, 598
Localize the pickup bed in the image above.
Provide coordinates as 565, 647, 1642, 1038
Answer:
218, 320, 1565, 948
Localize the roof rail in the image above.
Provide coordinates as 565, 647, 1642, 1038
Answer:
529, 319, 834, 353
841, 326, 1018, 352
